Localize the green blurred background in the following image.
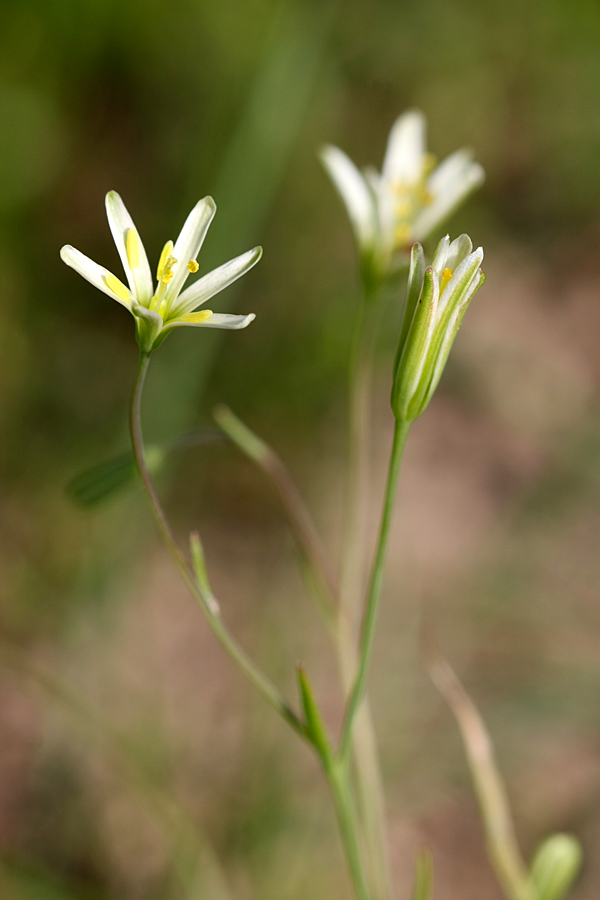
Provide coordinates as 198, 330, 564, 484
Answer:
1, 0, 600, 897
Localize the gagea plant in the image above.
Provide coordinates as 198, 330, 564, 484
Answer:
63, 110, 583, 900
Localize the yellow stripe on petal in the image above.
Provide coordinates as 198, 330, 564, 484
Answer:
104, 272, 131, 305
126, 228, 140, 269
179, 310, 213, 324
156, 240, 174, 281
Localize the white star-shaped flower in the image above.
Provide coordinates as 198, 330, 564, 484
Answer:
61, 191, 261, 352
321, 110, 484, 283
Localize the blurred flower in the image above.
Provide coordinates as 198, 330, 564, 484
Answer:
61, 192, 261, 353
391, 234, 485, 422
321, 110, 484, 286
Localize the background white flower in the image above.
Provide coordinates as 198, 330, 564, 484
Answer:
321, 110, 484, 281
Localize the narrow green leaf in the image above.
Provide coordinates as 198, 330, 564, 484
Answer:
412, 849, 434, 900
297, 666, 333, 763
65, 446, 164, 507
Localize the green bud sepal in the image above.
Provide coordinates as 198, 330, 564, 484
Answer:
133, 303, 163, 354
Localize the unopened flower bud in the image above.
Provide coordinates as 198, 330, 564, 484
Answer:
391, 234, 484, 422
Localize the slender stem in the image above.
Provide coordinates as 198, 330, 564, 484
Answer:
128, 352, 306, 740
339, 295, 376, 640
326, 761, 372, 900
214, 405, 338, 632
215, 403, 392, 900
340, 417, 411, 760
339, 291, 394, 900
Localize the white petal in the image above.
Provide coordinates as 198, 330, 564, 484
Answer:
163, 196, 216, 307
413, 153, 484, 241
60, 245, 133, 309
321, 144, 376, 252
427, 149, 483, 195
445, 233, 473, 273
431, 235, 451, 278
105, 191, 153, 303
164, 312, 256, 332
364, 166, 396, 258
170, 247, 263, 318
437, 247, 484, 315
382, 110, 426, 185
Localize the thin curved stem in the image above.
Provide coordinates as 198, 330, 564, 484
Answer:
128, 352, 306, 740
215, 402, 392, 900
340, 417, 411, 761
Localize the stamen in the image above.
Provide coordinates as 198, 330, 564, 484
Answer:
440, 267, 453, 293
156, 240, 174, 281
126, 228, 140, 269
180, 310, 213, 324
104, 273, 131, 305
161, 255, 178, 284
187, 259, 199, 273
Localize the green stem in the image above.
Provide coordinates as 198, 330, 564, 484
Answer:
340, 417, 411, 761
326, 761, 372, 900
339, 293, 394, 900
340, 295, 375, 640
128, 352, 306, 741
214, 404, 390, 900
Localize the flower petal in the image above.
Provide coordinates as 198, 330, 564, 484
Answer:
170, 246, 263, 318
445, 233, 473, 274
382, 110, 426, 185
413, 152, 484, 241
60, 245, 133, 309
320, 144, 376, 253
163, 196, 216, 307
431, 235, 451, 279
437, 246, 484, 316
105, 191, 153, 303
164, 312, 256, 332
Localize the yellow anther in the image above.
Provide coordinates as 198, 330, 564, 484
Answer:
156, 240, 174, 281
187, 259, 199, 273
126, 228, 140, 269
395, 223, 412, 247
104, 272, 131, 305
440, 267, 453, 293
180, 310, 213, 324
159, 255, 177, 284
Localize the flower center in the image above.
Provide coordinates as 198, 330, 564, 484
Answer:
391, 154, 436, 251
